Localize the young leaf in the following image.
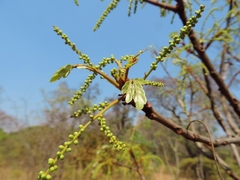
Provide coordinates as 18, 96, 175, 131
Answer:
125, 82, 134, 103
133, 81, 147, 109
134, 93, 146, 110
50, 73, 61, 82
121, 79, 147, 110
50, 64, 72, 82
121, 80, 131, 94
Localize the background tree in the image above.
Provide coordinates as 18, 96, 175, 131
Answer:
40, 1, 240, 179
1, 0, 240, 180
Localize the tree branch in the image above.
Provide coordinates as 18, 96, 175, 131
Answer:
175, 0, 240, 117
140, 102, 240, 147
129, 149, 146, 180
143, 0, 177, 12
196, 142, 240, 180
228, 71, 240, 88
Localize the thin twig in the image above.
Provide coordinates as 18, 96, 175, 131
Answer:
186, 120, 224, 180
129, 148, 146, 180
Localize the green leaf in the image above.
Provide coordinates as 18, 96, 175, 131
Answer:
50, 64, 72, 82
65, 64, 72, 71
121, 79, 147, 110
50, 73, 61, 82
121, 80, 131, 94
133, 80, 147, 110
125, 81, 134, 103
63, 70, 70, 78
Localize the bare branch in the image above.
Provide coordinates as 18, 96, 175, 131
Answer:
129, 149, 146, 180
140, 102, 240, 147
175, 0, 240, 117
196, 142, 240, 180
144, 0, 240, 117
143, 0, 177, 12
228, 71, 240, 88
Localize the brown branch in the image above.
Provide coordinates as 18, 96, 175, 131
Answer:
228, 70, 240, 88
227, 49, 240, 62
175, 0, 240, 117
204, 30, 223, 50
112, 161, 135, 171
218, 0, 235, 77
129, 149, 146, 180
140, 102, 240, 147
197, 142, 240, 180
221, 95, 240, 135
219, 45, 228, 77
144, 0, 240, 117
143, 0, 177, 12
203, 62, 240, 168
203, 69, 231, 135
187, 120, 224, 180
187, 66, 208, 94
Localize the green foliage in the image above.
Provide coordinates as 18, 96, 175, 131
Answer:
144, 5, 205, 80
179, 156, 227, 179
50, 64, 72, 82
121, 79, 147, 110
38, 4, 205, 180
2, 0, 240, 179
83, 143, 163, 179
0, 128, 8, 141
121, 78, 163, 110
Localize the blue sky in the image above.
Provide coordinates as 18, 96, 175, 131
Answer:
0, 0, 213, 126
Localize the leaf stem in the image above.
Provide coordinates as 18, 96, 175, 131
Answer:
73, 64, 120, 89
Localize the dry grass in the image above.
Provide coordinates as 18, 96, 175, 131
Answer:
152, 168, 194, 180
0, 166, 195, 180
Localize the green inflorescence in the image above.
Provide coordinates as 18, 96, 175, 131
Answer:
38, 99, 126, 180
128, 0, 145, 16
38, 123, 86, 180
140, 79, 164, 87
133, 0, 139, 14
97, 115, 126, 150
72, 101, 109, 118
53, 26, 81, 56
79, 53, 93, 66
69, 55, 117, 105
96, 55, 116, 70
68, 73, 97, 105
128, 0, 133, 16
74, 0, 79, 6
43, 4, 205, 180
144, 5, 205, 80
93, 0, 120, 31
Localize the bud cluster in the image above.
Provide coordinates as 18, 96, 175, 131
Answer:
96, 55, 115, 70
79, 53, 93, 66
97, 115, 126, 151
93, 0, 120, 31
72, 101, 109, 118
74, 0, 79, 6
144, 80, 164, 87
68, 73, 97, 105
38, 123, 89, 180
53, 26, 81, 55
148, 5, 205, 75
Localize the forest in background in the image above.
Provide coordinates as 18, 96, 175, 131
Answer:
0, 82, 239, 180
1, 0, 240, 180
